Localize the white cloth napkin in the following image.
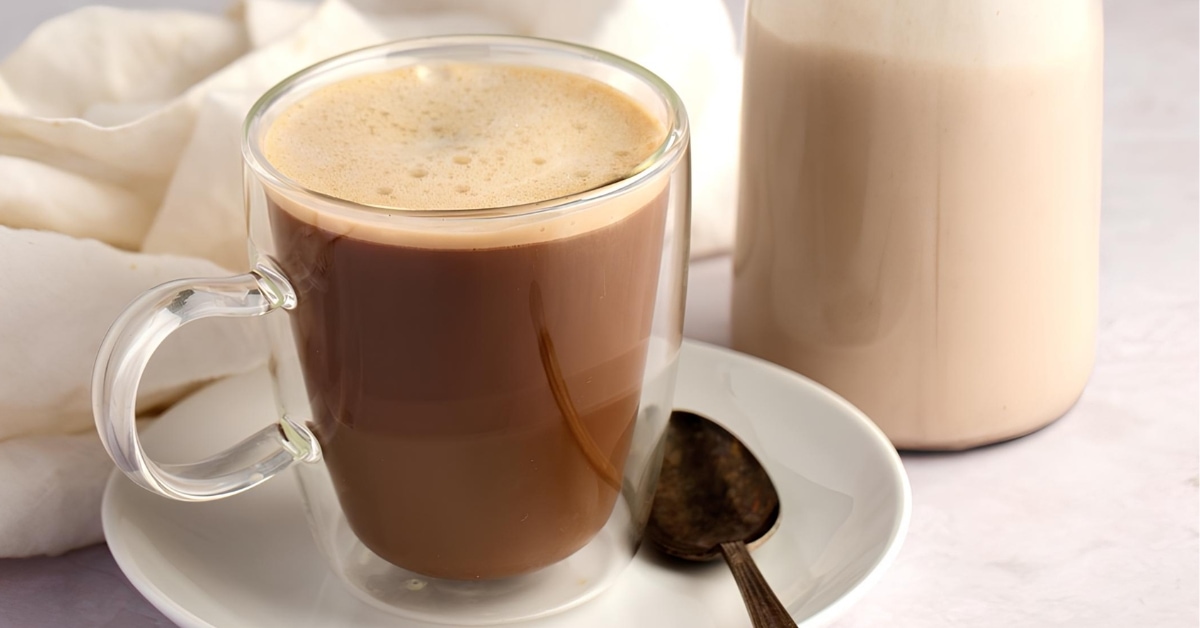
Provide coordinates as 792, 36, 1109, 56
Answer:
0, 0, 741, 557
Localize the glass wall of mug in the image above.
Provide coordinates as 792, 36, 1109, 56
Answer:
94, 36, 690, 625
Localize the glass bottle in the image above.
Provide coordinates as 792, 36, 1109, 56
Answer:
733, 0, 1104, 449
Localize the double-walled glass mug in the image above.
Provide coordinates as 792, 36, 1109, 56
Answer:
93, 36, 690, 624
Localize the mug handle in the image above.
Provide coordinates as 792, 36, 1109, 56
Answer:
91, 264, 320, 502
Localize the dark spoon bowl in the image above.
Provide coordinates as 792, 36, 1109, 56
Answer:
647, 411, 798, 627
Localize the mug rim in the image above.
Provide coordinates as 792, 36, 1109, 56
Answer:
241, 35, 689, 221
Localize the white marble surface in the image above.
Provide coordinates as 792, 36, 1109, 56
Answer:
0, 0, 1197, 626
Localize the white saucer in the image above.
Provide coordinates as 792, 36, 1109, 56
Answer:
103, 340, 910, 627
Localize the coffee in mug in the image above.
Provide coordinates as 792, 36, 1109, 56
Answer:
262, 63, 668, 580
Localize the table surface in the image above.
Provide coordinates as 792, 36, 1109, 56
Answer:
1, 0, 1197, 627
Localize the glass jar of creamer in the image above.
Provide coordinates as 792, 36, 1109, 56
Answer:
732, 0, 1103, 449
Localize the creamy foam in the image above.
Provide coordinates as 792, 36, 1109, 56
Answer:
264, 63, 664, 210
259, 63, 670, 248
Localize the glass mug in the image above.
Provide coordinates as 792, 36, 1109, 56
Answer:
93, 36, 690, 624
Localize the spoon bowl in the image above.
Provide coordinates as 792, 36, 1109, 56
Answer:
647, 410, 798, 627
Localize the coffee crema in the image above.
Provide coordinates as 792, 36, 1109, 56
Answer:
262, 63, 669, 579
264, 63, 663, 213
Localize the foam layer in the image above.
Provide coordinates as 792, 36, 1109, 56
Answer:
263, 63, 665, 210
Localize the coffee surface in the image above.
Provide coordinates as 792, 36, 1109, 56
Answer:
263, 63, 669, 579
264, 63, 663, 211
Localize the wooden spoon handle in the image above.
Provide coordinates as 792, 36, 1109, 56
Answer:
720, 541, 798, 628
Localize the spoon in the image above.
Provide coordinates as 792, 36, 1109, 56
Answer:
647, 410, 797, 628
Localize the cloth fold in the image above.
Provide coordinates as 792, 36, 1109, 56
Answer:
0, 0, 741, 557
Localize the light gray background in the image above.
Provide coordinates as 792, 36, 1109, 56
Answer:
0, 1, 1197, 627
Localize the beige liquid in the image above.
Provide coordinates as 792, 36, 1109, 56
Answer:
732, 0, 1104, 449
